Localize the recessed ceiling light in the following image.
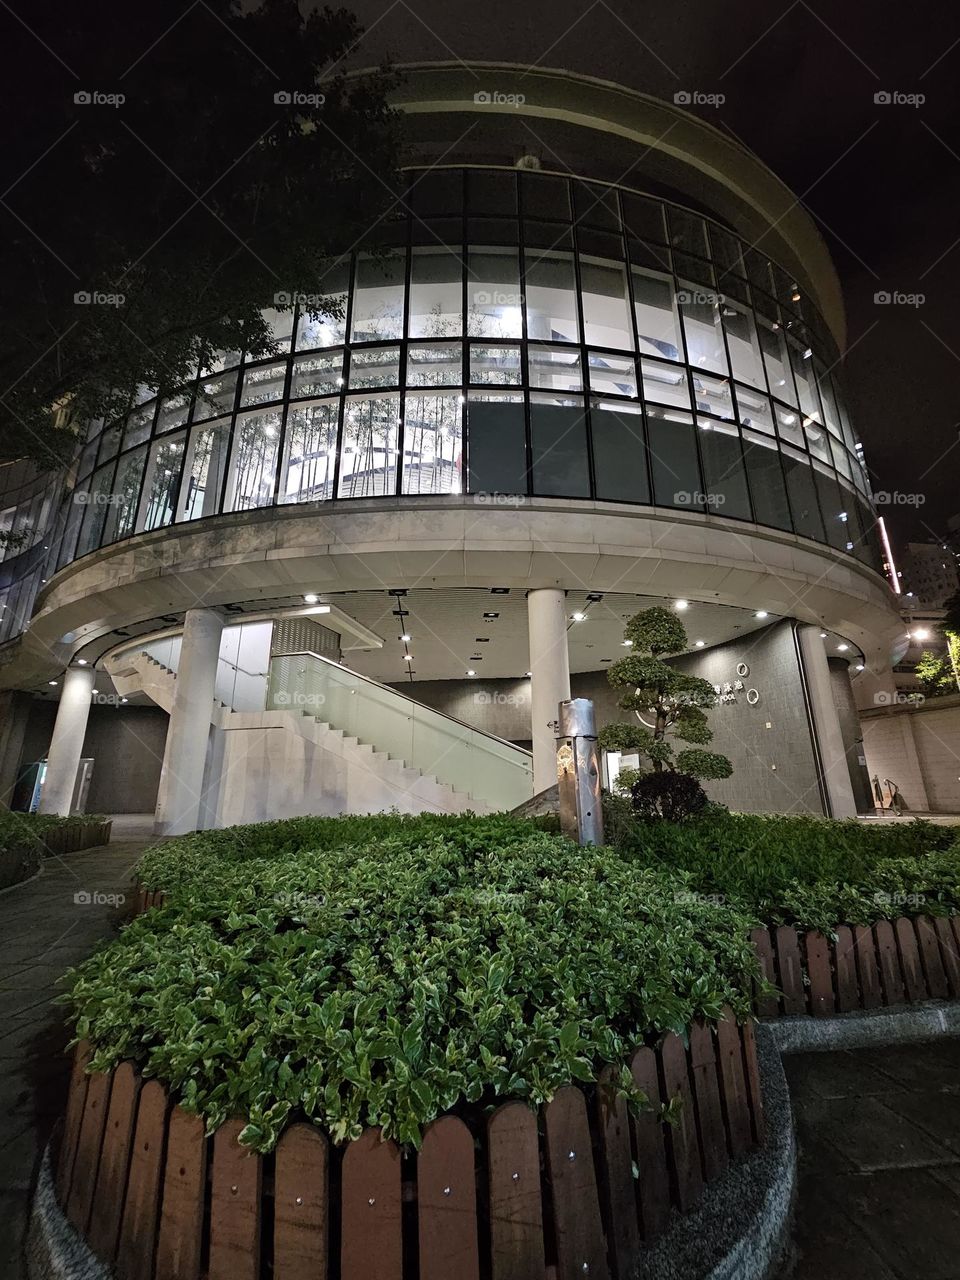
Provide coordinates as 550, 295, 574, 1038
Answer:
403, 654, 413, 661
304, 593, 318, 604
121, 697, 128, 703
571, 611, 587, 622
524, 671, 532, 677
482, 611, 500, 620
76, 659, 88, 665
855, 664, 864, 672
837, 643, 849, 652
466, 669, 476, 676
400, 633, 411, 642
675, 600, 689, 611
820, 631, 827, 638
695, 640, 705, 647
48, 680, 57, 686
622, 639, 633, 646
755, 611, 768, 619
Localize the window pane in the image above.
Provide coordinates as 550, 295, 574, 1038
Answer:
632, 269, 682, 360
470, 345, 521, 385
98, 422, 123, 465
646, 408, 702, 509
734, 384, 775, 435
294, 262, 350, 350
402, 392, 463, 494
580, 257, 633, 350
179, 420, 231, 521
466, 249, 522, 338
351, 253, 405, 342
224, 410, 281, 511
592, 403, 649, 502
240, 360, 287, 407
722, 301, 764, 388
816, 364, 842, 438
788, 340, 820, 418
76, 466, 113, 556
588, 352, 637, 398
668, 207, 708, 257
279, 402, 338, 504
409, 247, 463, 339
194, 371, 238, 422
157, 391, 191, 434
692, 371, 735, 420
641, 358, 690, 410
813, 466, 847, 550
524, 251, 579, 343
466, 394, 525, 495
139, 434, 185, 532
621, 193, 667, 245
339, 395, 400, 498
782, 451, 824, 541
527, 346, 581, 391
406, 343, 461, 386
103, 446, 147, 543
804, 417, 832, 464
520, 172, 571, 222
348, 346, 401, 390
291, 351, 343, 398
758, 319, 797, 405
530, 396, 589, 497
679, 286, 727, 374
698, 420, 751, 519
742, 430, 792, 531
124, 404, 154, 450
775, 403, 805, 449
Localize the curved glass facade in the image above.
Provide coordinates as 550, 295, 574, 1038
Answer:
49, 166, 882, 579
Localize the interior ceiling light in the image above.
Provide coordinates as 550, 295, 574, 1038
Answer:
76, 658, 88, 665
403, 653, 413, 661
571, 611, 587, 622
400, 633, 411, 642
466, 669, 476, 676
695, 640, 705, 647
755, 611, 768, 619
837, 643, 849, 652
675, 600, 689, 611
303, 593, 318, 604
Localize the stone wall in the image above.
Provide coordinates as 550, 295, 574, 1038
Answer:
861, 695, 960, 814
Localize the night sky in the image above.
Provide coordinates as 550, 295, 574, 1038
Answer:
338, 0, 960, 555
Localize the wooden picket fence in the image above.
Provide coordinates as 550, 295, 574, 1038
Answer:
750, 914, 960, 1017
55, 1013, 763, 1280
42, 819, 112, 857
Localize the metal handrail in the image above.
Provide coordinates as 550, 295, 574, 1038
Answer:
273, 649, 533, 763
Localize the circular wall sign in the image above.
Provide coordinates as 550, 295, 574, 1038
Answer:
746, 688, 760, 706
736, 662, 750, 677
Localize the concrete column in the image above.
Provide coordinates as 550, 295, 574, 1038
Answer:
39, 666, 94, 815
527, 588, 571, 795
797, 624, 858, 819
154, 608, 223, 835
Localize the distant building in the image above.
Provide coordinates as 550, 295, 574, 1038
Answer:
901, 541, 960, 608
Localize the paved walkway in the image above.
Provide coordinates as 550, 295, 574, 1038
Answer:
785, 1040, 960, 1279
0, 815, 154, 1279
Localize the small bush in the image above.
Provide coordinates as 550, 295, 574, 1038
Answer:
632, 771, 708, 822
64, 819, 759, 1152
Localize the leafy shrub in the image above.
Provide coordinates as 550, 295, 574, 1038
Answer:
631, 771, 709, 822
610, 808, 960, 932
64, 822, 759, 1152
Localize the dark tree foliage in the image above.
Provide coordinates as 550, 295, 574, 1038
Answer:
630, 771, 709, 822
0, 0, 402, 468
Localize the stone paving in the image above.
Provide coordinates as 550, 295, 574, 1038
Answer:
785, 1039, 960, 1279
0, 816, 154, 1280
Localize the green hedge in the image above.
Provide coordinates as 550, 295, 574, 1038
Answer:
64, 818, 759, 1151
0, 810, 109, 889
605, 800, 960, 933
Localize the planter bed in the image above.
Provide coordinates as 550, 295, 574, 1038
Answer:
54, 1013, 763, 1280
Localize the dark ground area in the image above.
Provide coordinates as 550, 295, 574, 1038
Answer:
784, 1041, 960, 1279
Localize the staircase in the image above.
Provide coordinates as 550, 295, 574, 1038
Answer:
104, 644, 532, 823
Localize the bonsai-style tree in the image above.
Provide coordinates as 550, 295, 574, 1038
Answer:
598, 606, 732, 819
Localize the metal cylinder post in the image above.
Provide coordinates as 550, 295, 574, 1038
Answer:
556, 697, 604, 846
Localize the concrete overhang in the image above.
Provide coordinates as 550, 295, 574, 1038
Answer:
0, 498, 901, 689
